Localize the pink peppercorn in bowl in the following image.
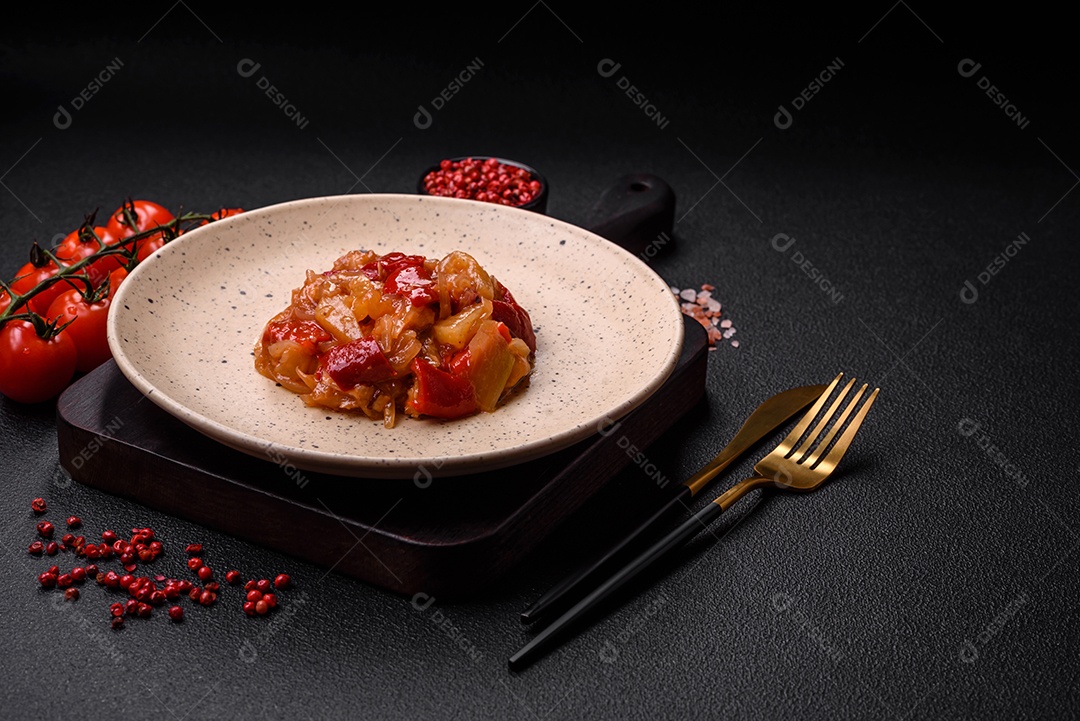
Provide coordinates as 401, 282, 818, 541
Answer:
417, 156, 548, 214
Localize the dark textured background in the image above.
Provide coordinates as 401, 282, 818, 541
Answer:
2, 6, 1078, 719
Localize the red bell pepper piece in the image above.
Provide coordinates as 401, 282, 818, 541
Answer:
384, 263, 439, 307
407, 358, 478, 419
320, 337, 397, 389
491, 285, 536, 352
360, 252, 428, 282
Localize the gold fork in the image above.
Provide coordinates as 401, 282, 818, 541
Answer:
509, 372, 879, 670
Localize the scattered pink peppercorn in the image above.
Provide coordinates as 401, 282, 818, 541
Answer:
168, 606, 184, 622
66, 516, 81, 529
31, 498, 47, 514
274, 574, 291, 590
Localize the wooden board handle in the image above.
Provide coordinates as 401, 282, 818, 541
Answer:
584, 174, 676, 259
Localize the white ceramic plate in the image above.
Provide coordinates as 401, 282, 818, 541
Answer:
107, 194, 684, 478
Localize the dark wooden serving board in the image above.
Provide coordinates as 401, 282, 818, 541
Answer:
56, 175, 708, 599
57, 320, 705, 598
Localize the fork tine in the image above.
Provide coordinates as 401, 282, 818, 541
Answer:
803, 382, 866, 466
810, 386, 879, 472
780, 373, 843, 450
791, 377, 856, 461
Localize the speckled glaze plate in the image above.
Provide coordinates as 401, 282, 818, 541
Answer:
107, 194, 684, 479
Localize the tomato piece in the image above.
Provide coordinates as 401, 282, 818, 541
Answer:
263, 318, 331, 354
384, 264, 438, 306
458, 321, 516, 412
0, 320, 77, 403
359, 262, 381, 281
320, 337, 397, 388
407, 358, 477, 419
47, 287, 112, 372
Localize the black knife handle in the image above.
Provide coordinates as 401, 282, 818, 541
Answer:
520, 485, 692, 624
509, 501, 723, 670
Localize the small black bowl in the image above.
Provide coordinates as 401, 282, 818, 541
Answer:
417, 156, 548, 214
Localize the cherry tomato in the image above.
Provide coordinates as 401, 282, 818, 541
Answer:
106, 200, 174, 259
108, 267, 128, 294
135, 234, 167, 262
57, 225, 122, 278
9, 260, 63, 315
0, 319, 77, 403
197, 207, 244, 227
47, 288, 112, 372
